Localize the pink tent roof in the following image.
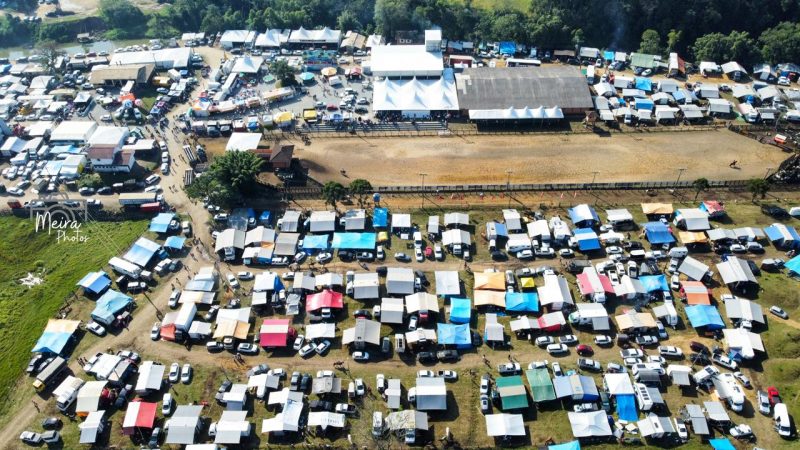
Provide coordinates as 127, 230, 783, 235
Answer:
122, 401, 157, 435
576, 273, 614, 295
259, 318, 293, 347
306, 289, 344, 312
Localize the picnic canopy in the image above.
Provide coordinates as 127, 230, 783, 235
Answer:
123, 237, 161, 267
373, 208, 388, 227
380, 298, 404, 324
474, 271, 506, 290
764, 223, 799, 249
32, 319, 80, 354
709, 439, 736, 450
164, 236, 186, 250
723, 328, 764, 359
302, 234, 330, 251
681, 281, 711, 305
331, 232, 376, 250
415, 377, 447, 410
485, 413, 525, 437
568, 204, 600, 228
77, 271, 111, 295
685, 305, 725, 329
641, 203, 673, 216
567, 411, 613, 438
526, 368, 556, 402
785, 254, 800, 275
679, 231, 708, 244
496, 376, 529, 410
574, 228, 601, 251
449, 298, 471, 324
435, 271, 461, 296
678, 256, 710, 281
79, 410, 105, 444
91, 290, 133, 326
122, 401, 157, 435
306, 289, 343, 312
149, 213, 176, 233
644, 222, 675, 244
639, 275, 668, 292
165, 405, 203, 444
549, 442, 581, 450
437, 323, 471, 348
616, 393, 638, 421
259, 319, 293, 347
505, 292, 539, 312
474, 289, 506, 307
717, 257, 757, 286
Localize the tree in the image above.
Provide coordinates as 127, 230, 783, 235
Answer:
98, 0, 146, 38
692, 177, 709, 201
374, 0, 412, 38
759, 22, 800, 64
337, 9, 362, 32
747, 178, 770, 202
185, 151, 264, 206
78, 173, 103, 190
666, 29, 682, 53
692, 31, 758, 66
35, 40, 65, 76
348, 179, 373, 207
269, 60, 297, 87
200, 4, 226, 34
639, 29, 662, 55
322, 181, 346, 210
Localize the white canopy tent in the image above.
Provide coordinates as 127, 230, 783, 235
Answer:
435, 271, 461, 296
485, 413, 525, 437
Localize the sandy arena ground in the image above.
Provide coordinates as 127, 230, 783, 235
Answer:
291, 129, 787, 186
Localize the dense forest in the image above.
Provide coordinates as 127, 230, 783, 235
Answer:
3, 0, 800, 65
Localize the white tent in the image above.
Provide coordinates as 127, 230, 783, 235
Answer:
603, 373, 635, 395
380, 298, 405, 324
724, 296, 764, 324
293, 272, 316, 291
309, 211, 336, 233
485, 413, 525, 437
76, 381, 107, 415
386, 410, 428, 430
216, 410, 251, 444
717, 257, 757, 286
444, 212, 470, 227
385, 379, 403, 409
305, 323, 336, 340
165, 405, 203, 444
315, 272, 343, 287
527, 220, 551, 240
79, 410, 105, 444
342, 319, 382, 346
503, 209, 522, 231
435, 271, 460, 296
723, 328, 764, 359
387, 267, 415, 295
678, 256, 710, 281
307, 411, 346, 430
135, 361, 164, 394
405, 292, 439, 314
441, 229, 471, 247
567, 411, 613, 438
391, 213, 412, 230
538, 275, 574, 310
353, 272, 379, 299
675, 209, 710, 231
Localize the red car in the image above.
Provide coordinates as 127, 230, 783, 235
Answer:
576, 344, 594, 356
767, 386, 781, 405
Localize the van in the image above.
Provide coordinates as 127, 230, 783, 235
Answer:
773, 403, 791, 437
668, 246, 689, 259
181, 221, 192, 236
413, 231, 423, 249
394, 333, 406, 354
629, 249, 646, 260
372, 411, 384, 437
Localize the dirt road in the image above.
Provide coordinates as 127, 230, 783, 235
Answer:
296, 130, 786, 186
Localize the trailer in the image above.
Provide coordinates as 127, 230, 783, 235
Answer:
54, 375, 85, 412
182, 144, 197, 164
33, 356, 67, 391
108, 256, 142, 279
119, 192, 157, 206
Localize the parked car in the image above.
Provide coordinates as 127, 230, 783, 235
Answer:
150, 322, 161, 340
498, 362, 521, 375
733, 371, 751, 388
225, 273, 239, 289
168, 363, 180, 383
769, 305, 788, 319
576, 344, 594, 356
86, 321, 106, 336
594, 335, 612, 346
352, 351, 370, 362
417, 352, 436, 363
658, 346, 683, 358
480, 374, 491, 395
206, 341, 224, 352
712, 352, 738, 370
535, 336, 554, 347
559, 334, 578, 345
19, 431, 42, 445
181, 364, 192, 384
620, 348, 644, 358
41, 417, 62, 430
237, 343, 259, 355
335, 403, 357, 415
635, 335, 658, 346
162, 393, 173, 415
756, 390, 771, 414
394, 252, 410, 262
237, 271, 254, 280
578, 358, 601, 371
437, 350, 459, 362
315, 252, 333, 263
315, 340, 331, 355
547, 343, 569, 355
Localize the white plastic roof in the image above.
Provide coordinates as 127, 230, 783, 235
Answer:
373, 76, 459, 112
435, 271, 460, 296
485, 413, 525, 436
370, 45, 443, 77
469, 106, 564, 120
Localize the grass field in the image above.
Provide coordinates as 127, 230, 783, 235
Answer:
0, 215, 146, 421
452, 0, 529, 12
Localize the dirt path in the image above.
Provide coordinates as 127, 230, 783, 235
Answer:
295, 130, 786, 186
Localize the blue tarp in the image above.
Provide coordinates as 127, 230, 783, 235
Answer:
786, 255, 800, 275
487, 222, 508, 237
373, 208, 388, 227
673, 90, 686, 102
709, 439, 736, 450
505, 292, 539, 312
635, 77, 652, 91
164, 236, 186, 250
331, 232, 376, 250
259, 211, 271, 225
91, 290, 133, 326
568, 204, 599, 227
549, 441, 580, 450
764, 224, 800, 248
449, 298, 472, 324
616, 394, 638, 421
686, 305, 725, 329
603, 51, 615, 61
77, 271, 111, 295
574, 228, 601, 251
644, 222, 675, 244
634, 98, 654, 110
123, 237, 161, 267
499, 41, 516, 55
149, 213, 175, 233
577, 375, 600, 400
32, 332, 72, 354
437, 323, 472, 348
302, 234, 330, 251
639, 275, 669, 292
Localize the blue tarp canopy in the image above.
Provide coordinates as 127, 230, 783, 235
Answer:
123, 237, 161, 267
487, 222, 508, 238
259, 211, 271, 225
499, 41, 516, 55
449, 298, 472, 324
505, 292, 539, 312
32, 332, 72, 354
574, 228, 601, 251
603, 51, 615, 61
77, 271, 111, 295
332, 232, 376, 250
373, 208, 388, 227
164, 236, 186, 250
644, 222, 675, 244
616, 394, 638, 421
634, 98, 654, 110
673, 90, 686, 102
149, 213, 175, 233
764, 224, 800, 248
437, 323, 472, 348
635, 77, 652, 91
91, 290, 133, 326
639, 275, 668, 292
568, 204, 599, 227
185, 279, 215, 292
549, 441, 580, 450
709, 439, 736, 450
686, 305, 725, 329
302, 234, 330, 251
786, 255, 800, 275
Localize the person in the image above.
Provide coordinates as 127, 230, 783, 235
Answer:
729, 160, 738, 167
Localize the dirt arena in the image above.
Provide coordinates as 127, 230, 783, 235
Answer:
293, 129, 786, 186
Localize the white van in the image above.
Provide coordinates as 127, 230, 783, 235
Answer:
413, 231, 423, 249
372, 411, 384, 437
773, 403, 791, 437
394, 333, 406, 353
668, 246, 689, 259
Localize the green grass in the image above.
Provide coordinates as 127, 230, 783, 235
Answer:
0, 216, 146, 420
451, 0, 529, 12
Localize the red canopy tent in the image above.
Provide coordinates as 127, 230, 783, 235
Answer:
160, 323, 176, 341
122, 401, 157, 435
306, 289, 344, 312
259, 318, 295, 347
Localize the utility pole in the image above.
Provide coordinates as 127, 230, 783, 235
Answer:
591, 170, 599, 186
674, 167, 686, 188
419, 172, 427, 209
505, 170, 513, 208
764, 167, 773, 180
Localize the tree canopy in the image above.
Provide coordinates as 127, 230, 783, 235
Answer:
185, 151, 264, 207
269, 60, 298, 87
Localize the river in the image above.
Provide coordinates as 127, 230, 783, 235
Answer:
0, 39, 152, 60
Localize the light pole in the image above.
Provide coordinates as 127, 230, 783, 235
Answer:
674, 167, 686, 188
419, 172, 427, 209
505, 170, 513, 208
764, 167, 773, 180
591, 170, 599, 185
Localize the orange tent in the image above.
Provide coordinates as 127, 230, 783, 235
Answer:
681, 281, 711, 305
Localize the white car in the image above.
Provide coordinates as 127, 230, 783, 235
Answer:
299, 344, 315, 357
535, 336, 554, 347
594, 335, 612, 345
674, 418, 689, 442
646, 355, 666, 366
292, 335, 305, 351
162, 393, 173, 416
354, 378, 366, 396
181, 364, 192, 384
417, 370, 434, 378
434, 245, 443, 260
226, 273, 239, 289
414, 247, 424, 262
150, 322, 161, 340
546, 343, 568, 355
658, 346, 683, 358
168, 363, 180, 383
516, 249, 533, 260
237, 271, 254, 280
144, 184, 161, 193
316, 252, 332, 263
145, 174, 160, 185
670, 274, 680, 290
168, 290, 181, 308
86, 321, 106, 336
606, 246, 622, 255
620, 348, 644, 358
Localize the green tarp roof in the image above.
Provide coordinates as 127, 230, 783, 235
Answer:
630, 53, 657, 69
526, 368, 556, 402
496, 376, 529, 410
